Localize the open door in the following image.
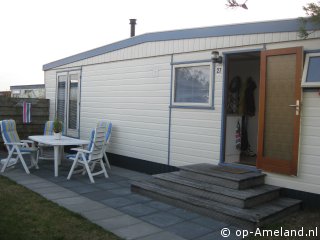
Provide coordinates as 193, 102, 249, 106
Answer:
257, 47, 302, 176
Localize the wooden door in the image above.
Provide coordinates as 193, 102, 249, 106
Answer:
257, 47, 302, 175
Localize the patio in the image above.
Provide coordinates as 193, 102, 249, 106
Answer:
0, 151, 241, 240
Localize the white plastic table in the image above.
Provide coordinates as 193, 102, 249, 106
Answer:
29, 135, 89, 177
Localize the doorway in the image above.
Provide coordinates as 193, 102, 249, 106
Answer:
224, 52, 260, 167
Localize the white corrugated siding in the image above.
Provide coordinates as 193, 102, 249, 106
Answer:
79, 56, 171, 164
44, 70, 56, 120
51, 31, 320, 71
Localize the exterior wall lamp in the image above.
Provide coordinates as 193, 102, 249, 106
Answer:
211, 51, 223, 63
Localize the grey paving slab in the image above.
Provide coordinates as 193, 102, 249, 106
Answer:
95, 214, 141, 231
82, 190, 119, 201
69, 185, 100, 194
95, 182, 122, 190
197, 228, 242, 240
23, 181, 58, 189
141, 212, 184, 228
125, 193, 152, 203
169, 207, 200, 220
165, 221, 213, 240
32, 185, 67, 194
58, 180, 88, 188
120, 203, 159, 217
81, 207, 123, 221
55, 196, 89, 206
102, 197, 136, 208
42, 190, 79, 200
82, 190, 118, 201
63, 200, 106, 213
191, 216, 229, 230
145, 201, 175, 211
116, 180, 132, 188
16, 178, 48, 184
107, 187, 132, 196
137, 231, 187, 240
113, 222, 162, 240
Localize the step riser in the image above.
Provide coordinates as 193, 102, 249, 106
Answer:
154, 178, 280, 208
154, 178, 244, 208
131, 185, 256, 230
179, 170, 265, 190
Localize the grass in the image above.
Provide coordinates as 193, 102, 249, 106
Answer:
0, 176, 122, 240
247, 208, 320, 239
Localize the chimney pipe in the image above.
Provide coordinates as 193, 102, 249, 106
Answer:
129, 19, 137, 37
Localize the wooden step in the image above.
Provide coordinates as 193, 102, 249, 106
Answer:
153, 172, 280, 208
179, 163, 266, 189
131, 180, 301, 230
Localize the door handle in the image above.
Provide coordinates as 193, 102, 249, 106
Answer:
288, 100, 300, 116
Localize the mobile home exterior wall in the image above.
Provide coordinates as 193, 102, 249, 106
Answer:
44, 19, 320, 195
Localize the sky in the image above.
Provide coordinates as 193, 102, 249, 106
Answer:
0, 0, 312, 91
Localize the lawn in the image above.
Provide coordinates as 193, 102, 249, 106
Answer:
0, 176, 121, 240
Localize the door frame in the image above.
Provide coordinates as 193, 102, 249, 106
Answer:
219, 49, 262, 171
55, 68, 82, 138
256, 47, 303, 176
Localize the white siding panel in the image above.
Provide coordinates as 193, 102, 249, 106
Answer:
80, 55, 171, 164
170, 108, 221, 167
44, 70, 56, 120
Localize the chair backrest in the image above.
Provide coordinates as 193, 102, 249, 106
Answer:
43, 121, 54, 135
105, 121, 112, 143
88, 121, 107, 161
0, 120, 21, 150
96, 120, 112, 143
87, 129, 95, 151
0, 119, 20, 143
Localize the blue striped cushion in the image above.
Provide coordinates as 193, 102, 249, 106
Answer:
1, 120, 20, 144
44, 121, 54, 135
106, 122, 112, 141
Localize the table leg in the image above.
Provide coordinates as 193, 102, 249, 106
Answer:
54, 145, 59, 177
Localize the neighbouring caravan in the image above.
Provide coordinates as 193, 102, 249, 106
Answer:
43, 19, 320, 199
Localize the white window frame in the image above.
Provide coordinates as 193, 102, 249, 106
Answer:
172, 62, 213, 107
302, 52, 320, 88
55, 69, 81, 138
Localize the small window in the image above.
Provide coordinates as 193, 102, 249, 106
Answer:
173, 63, 212, 107
302, 53, 320, 87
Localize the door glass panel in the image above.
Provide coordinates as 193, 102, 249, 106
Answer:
263, 54, 296, 161
68, 74, 79, 130
57, 76, 67, 126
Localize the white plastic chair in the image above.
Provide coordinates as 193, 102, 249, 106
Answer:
67, 121, 108, 183
0, 119, 38, 174
37, 120, 55, 161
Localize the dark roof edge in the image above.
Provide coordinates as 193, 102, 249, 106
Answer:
10, 84, 45, 90
43, 18, 317, 71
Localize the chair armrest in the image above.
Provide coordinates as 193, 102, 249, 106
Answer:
70, 148, 91, 154
21, 140, 34, 144
5, 142, 25, 146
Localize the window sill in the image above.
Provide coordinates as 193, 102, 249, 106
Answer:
170, 105, 215, 110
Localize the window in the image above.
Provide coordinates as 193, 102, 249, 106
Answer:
302, 53, 320, 87
56, 70, 81, 137
173, 63, 212, 107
